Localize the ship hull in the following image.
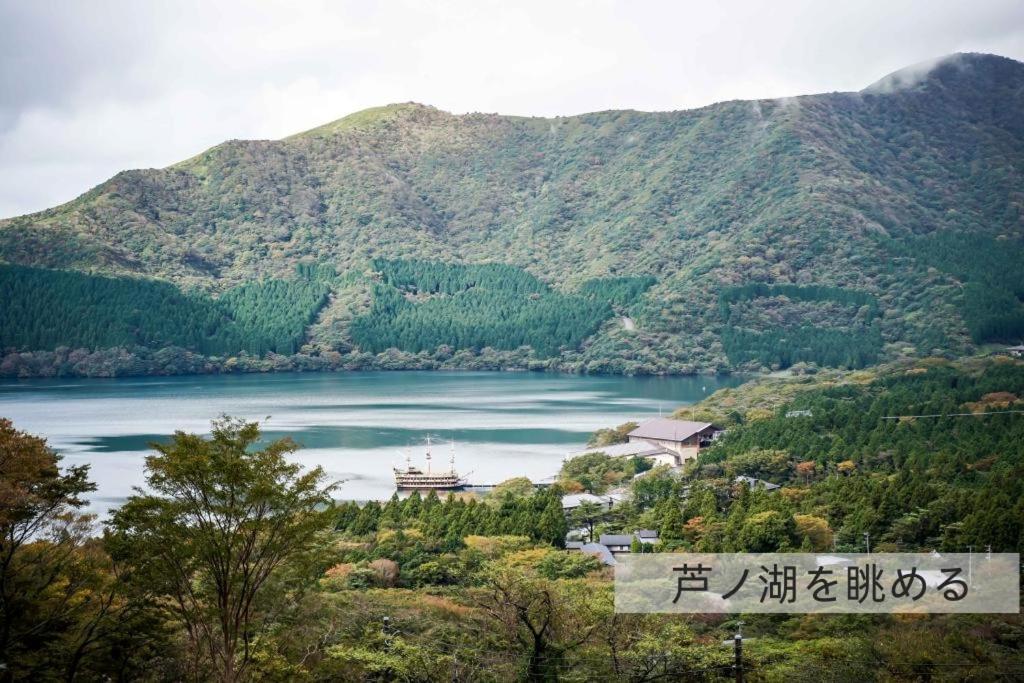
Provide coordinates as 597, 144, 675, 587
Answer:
394, 476, 466, 491
395, 481, 466, 491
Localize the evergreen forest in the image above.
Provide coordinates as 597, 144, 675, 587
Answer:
0, 264, 330, 356
349, 260, 654, 357
718, 284, 883, 369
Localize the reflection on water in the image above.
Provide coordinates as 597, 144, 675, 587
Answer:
0, 370, 742, 516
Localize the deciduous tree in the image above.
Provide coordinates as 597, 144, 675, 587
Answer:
106, 417, 336, 683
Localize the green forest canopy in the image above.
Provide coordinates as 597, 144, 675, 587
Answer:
896, 232, 1024, 343
349, 260, 655, 357
718, 283, 883, 369
0, 264, 330, 356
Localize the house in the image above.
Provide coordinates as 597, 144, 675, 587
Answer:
734, 475, 780, 491
568, 441, 680, 468
599, 534, 635, 553
627, 418, 722, 463
635, 529, 659, 545
568, 530, 661, 559
1006, 344, 1024, 358
598, 530, 661, 554
561, 492, 615, 512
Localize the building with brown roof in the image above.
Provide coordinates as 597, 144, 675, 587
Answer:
627, 418, 721, 463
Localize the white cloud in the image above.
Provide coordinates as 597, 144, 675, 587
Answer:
0, 0, 1022, 218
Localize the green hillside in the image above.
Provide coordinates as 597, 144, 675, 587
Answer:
0, 264, 330, 357
349, 260, 652, 356
1, 53, 1023, 376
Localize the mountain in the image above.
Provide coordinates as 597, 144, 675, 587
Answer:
2, 53, 1023, 377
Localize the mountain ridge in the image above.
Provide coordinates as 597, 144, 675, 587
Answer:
1, 52, 1022, 376
8, 52, 1020, 219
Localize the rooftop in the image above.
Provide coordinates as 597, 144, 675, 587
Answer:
599, 534, 635, 546
568, 441, 673, 459
561, 493, 611, 509
628, 418, 714, 442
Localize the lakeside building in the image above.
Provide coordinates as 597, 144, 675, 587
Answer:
626, 418, 723, 463
567, 440, 681, 468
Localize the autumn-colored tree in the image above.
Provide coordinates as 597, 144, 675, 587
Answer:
795, 460, 817, 482
368, 558, 400, 587
477, 567, 604, 682
0, 418, 107, 680
794, 514, 833, 551
106, 417, 336, 683
681, 516, 707, 544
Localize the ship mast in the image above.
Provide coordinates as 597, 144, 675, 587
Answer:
450, 440, 456, 474
425, 435, 432, 474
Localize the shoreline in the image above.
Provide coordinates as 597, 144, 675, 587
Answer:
0, 344, 740, 380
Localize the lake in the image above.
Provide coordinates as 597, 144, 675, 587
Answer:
0, 371, 742, 516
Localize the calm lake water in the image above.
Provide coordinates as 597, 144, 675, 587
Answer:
0, 371, 742, 517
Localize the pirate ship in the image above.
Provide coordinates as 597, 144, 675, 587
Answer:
393, 437, 468, 490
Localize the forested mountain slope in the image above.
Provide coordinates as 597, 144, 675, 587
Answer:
1, 53, 1023, 376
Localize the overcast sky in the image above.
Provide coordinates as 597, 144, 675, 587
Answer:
1, 0, 1022, 219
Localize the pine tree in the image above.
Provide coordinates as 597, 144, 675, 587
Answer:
350, 501, 381, 535
536, 497, 569, 548
659, 502, 684, 542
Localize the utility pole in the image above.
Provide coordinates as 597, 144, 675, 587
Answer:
967, 545, 973, 587
728, 620, 744, 683
722, 622, 756, 682
863, 531, 870, 554
734, 632, 743, 683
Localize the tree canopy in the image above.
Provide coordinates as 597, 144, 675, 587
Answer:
106, 417, 336, 682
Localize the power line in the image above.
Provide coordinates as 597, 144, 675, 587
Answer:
880, 409, 1024, 420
